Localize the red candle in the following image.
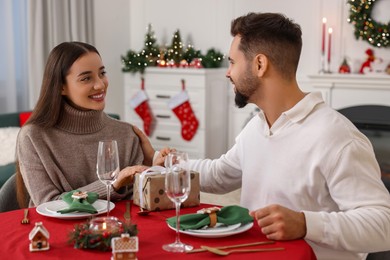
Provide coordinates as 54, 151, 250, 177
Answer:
327, 28, 333, 63
322, 18, 327, 55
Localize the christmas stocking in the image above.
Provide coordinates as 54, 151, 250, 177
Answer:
130, 90, 154, 136
168, 90, 199, 141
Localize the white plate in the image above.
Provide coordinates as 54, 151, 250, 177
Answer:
36, 199, 115, 219
188, 223, 242, 233
168, 222, 254, 238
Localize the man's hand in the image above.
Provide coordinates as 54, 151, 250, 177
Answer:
132, 125, 156, 166
250, 204, 307, 240
153, 147, 174, 166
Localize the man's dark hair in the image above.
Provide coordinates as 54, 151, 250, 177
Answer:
231, 12, 302, 79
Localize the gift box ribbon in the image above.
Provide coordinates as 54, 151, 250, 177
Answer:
138, 166, 166, 209
166, 205, 254, 230
57, 190, 99, 214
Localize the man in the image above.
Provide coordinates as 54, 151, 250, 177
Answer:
136, 13, 390, 259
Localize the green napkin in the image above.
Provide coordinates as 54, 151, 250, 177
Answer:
57, 190, 99, 214
167, 205, 254, 230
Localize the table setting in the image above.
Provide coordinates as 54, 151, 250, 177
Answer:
0, 144, 317, 259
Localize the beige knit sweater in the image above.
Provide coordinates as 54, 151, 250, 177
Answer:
17, 103, 143, 207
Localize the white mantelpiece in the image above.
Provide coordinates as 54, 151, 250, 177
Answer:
308, 74, 390, 109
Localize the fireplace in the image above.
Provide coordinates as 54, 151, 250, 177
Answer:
338, 105, 390, 191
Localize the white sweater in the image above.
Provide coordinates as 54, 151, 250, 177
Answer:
189, 92, 390, 260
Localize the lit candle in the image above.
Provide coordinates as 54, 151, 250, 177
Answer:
327, 28, 333, 63
322, 18, 327, 55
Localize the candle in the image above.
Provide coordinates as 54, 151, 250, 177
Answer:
327, 28, 333, 63
322, 18, 327, 55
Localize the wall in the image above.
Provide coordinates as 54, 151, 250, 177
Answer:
94, 0, 390, 117
93, 0, 130, 117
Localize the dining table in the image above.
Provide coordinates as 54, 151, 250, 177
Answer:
0, 200, 317, 259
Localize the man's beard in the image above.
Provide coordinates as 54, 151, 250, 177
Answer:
233, 71, 259, 108
234, 90, 249, 108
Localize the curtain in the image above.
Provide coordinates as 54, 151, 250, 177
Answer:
0, 0, 29, 113
28, 0, 95, 109
0, 0, 94, 114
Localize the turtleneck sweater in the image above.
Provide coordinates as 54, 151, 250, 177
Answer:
17, 103, 143, 207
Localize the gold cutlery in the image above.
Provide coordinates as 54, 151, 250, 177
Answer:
124, 201, 131, 223
187, 241, 275, 253
201, 245, 285, 256
21, 209, 29, 224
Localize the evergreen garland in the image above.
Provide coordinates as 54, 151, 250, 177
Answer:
348, 0, 390, 48
201, 48, 225, 68
68, 220, 138, 251
121, 25, 225, 74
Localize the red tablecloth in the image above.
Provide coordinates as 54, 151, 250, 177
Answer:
0, 201, 317, 259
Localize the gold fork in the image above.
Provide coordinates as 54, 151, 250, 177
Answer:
124, 201, 131, 224
21, 209, 29, 224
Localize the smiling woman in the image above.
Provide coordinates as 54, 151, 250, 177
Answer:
62, 52, 108, 111
14, 42, 148, 210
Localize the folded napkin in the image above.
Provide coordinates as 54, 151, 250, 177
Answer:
57, 190, 99, 214
167, 205, 253, 230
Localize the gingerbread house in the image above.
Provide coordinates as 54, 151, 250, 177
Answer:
29, 222, 50, 252
111, 234, 138, 260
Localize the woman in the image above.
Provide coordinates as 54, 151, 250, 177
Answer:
16, 41, 151, 207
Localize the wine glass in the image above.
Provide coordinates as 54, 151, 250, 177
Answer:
96, 140, 119, 216
162, 151, 193, 252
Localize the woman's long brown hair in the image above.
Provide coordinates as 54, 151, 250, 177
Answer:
16, 42, 100, 207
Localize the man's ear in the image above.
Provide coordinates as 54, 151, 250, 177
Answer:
255, 54, 268, 77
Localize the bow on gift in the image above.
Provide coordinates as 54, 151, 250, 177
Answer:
57, 190, 99, 214
166, 205, 254, 230
138, 166, 166, 209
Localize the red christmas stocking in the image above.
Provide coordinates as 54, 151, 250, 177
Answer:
168, 90, 199, 141
130, 90, 154, 136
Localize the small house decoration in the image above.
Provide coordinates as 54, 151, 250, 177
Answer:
29, 222, 50, 252
111, 234, 139, 260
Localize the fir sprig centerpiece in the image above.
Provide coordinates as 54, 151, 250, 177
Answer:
68, 218, 138, 251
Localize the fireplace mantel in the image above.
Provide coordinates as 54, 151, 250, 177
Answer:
308, 74, 390, 109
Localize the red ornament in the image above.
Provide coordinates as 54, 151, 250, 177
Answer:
190, 58, 203, 68
338, 58, 351, 74
359, 48, 375, 74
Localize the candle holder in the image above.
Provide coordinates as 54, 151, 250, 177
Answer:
69, 216, 138, 251
89, 216, 121, 234
326, 60, 332, 74
319, 53, 326, 74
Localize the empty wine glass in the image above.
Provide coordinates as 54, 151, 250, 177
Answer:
96, 140, 119, 216
162, 151, 193, 252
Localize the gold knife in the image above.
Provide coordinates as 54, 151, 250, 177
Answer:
186, 241, 275, 253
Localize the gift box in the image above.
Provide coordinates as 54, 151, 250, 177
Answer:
133, 167, 200, 211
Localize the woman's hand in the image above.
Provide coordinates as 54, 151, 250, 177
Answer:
112, 165, 149, 191
133, 125, 156, 166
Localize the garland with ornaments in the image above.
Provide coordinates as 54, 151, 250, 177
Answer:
121, 24, 225, 74
348, 0, 390, 48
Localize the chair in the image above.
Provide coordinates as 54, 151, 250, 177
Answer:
0, 111, 120, 189
0, 111, 120, 212
0, 174, 22, 212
